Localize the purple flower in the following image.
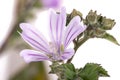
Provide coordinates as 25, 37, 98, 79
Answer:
19, 7, 86, 63
41, 0, 61, 8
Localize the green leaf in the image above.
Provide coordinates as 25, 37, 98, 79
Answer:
64, 63, 76, 71
102, 32, 120, 45
63, 63, 76, 80
79, 63, 109, 80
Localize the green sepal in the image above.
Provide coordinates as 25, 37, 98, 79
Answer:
49, 62, 76, 80
102, 32, 120, 45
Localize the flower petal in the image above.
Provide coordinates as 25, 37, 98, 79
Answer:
49, 7, 66, 47
61, 48, 74, 60
20, 49, 49, 63
20, 23, 50, 53
41, 0, 61, 8
64, 16, 86, 48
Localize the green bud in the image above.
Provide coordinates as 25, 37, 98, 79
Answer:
86, 10, 98, 25
101, 17, 116, 30
66, 9, 82, 26
70, 9, 83, 19
94, 28, 106, 38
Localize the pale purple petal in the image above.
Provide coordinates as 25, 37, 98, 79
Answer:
49, 7, 66, 47
41, 0, 61, 8
64, 16, 86, 48
20, 23, 50, 53
61, 48, 74, 60
57, 7, 66, 46
20, 49, 50, 63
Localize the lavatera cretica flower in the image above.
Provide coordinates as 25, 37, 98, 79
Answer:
19, 7, 86, 63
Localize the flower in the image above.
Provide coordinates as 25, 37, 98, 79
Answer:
19, 7, 86, 63
41, 0, 61, 8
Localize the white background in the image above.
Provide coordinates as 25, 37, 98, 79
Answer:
0, 0, 120, 80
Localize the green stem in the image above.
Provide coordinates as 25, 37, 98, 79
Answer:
67, 37, 89, 63
49, 61, 64, 80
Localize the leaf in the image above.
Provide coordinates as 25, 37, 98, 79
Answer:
64, 63, 76, 71
63, 63, 76, 80
79, 63, 109, 80
102, 32, 120, 45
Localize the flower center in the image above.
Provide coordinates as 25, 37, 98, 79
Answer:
49, 42, 64, 61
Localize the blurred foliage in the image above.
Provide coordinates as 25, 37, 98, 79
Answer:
10, 62, 48, 80
0, 0, 42, 52
13, 0, 42, 37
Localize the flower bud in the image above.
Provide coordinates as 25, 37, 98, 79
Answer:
101, 17, 116, 30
